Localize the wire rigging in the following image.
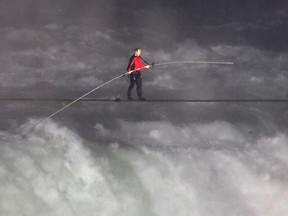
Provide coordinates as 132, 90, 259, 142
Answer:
26, 60, 234, 131
2, 98, 288, 102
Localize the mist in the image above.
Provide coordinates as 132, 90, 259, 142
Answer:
1, 0, 288, 215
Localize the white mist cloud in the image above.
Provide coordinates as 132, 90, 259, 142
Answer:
109, 120, 246, 149
2, 120, 287, 216
1, 1, 288, 215
112, 120, 288, 215
1, 121, 124, 216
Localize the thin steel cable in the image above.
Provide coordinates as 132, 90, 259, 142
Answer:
2, 98, 288, 102
27, 72, 127, 131
25, 60, 235, 131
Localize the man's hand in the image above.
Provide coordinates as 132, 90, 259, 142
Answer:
145, 65, 150, 69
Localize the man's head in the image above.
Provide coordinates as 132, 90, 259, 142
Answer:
134, 48, 141, 56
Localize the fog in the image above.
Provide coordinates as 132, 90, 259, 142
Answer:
0, 1, 288, 215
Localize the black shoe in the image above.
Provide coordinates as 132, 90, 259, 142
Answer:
139, 97, 146, 101
114, 97, 121, 102
128, 97, 134, 101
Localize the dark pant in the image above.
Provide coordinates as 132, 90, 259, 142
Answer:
127, 72, 142, 98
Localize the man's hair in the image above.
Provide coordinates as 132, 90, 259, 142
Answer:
134, 48, 141, 52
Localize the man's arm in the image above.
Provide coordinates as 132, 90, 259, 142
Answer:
127, 56, 135, 71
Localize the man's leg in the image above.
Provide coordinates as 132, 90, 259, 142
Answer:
136, 76, 143, 99
127, 77, 136, 99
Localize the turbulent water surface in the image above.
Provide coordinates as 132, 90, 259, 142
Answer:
1, 117, 288, 216
1, 1, 288, 215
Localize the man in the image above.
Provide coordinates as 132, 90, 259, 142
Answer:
127, 48, 150, 101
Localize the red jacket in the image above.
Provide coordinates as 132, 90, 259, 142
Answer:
127, 55, 146, 72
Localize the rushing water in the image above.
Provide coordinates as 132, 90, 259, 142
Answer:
1, 120, 288, 216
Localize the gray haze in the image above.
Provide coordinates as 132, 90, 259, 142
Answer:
0, 0, 287, 132
1, 1, 288, 216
